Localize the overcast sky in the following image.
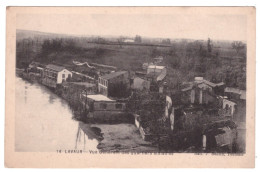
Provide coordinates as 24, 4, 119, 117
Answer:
16, 13, 247, 41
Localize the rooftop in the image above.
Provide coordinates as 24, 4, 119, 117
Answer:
69, 82, 95, 88
202, 80, 225, 87
30, 61, 40, 65
182, 77, 225, 91
100, 71, 128, 80
148, 65, 165, 70
86, 94, 115, 102
157, 68, 167, 81
181, 85, 193, 92
124, 39, 134, 42
46, 64, 65, 72
225, 87, 246, 100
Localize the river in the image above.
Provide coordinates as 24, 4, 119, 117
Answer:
15, 76, 158, 153
15, 76, 245, 153
15, 76, 99, 152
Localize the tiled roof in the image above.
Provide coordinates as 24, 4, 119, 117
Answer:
198, 83, 212, 89
201, 80, 224, 87
46, 64, 65, 72
181, 85, 193, 91
182, 79, 224, 92
157, 69, 167, 81
225, 87, 246, 100
86, 94, 115, 102
100, 71, 128, 80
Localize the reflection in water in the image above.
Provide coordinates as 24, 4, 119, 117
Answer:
75, 122, 102, 151
24, 85, 27, 103
15, 77, 99, 152
48, 94, 55, 104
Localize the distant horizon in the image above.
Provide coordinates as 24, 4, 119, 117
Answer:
16, 13, 247, 42
16, 29, 246, 43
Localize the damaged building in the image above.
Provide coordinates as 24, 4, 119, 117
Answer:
181, 77, 225, 105
81, 94, 130, 123
160, 82, 239, 153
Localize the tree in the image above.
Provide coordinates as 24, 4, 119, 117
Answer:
162, 38, 171, 45
231, 41, 245, 55
207, 38, 212, 53
117, 36, 125, 48
168, 45, 176, 56
108, 82, 130, 98
134, 35, 142, 43
127, 90, 165, 120
96, 37, 106, 43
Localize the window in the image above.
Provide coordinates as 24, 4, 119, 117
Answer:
89, 102, 94, 112
100, 103, 107, 109
62, 74, 65, 78
115, 104, 123, 109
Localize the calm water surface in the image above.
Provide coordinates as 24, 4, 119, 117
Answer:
15, 77, 99, 152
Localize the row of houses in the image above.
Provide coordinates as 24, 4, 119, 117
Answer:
28, 61, 245, 124
27, 62, 131, 122
26, 60, 246, 151
97, 64, 167, 97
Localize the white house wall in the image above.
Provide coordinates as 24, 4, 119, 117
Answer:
57, 69, 72, 84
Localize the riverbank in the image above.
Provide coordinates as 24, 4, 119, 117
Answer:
16, 71, 246, 153
91, 123, 158, 153
15, 75, 156, 153
15, 76, 99, 152
17, 70, 133, 124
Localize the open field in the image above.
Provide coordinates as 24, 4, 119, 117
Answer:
16, 29, 247, 90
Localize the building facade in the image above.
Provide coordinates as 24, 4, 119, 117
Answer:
147, 65, 166, 74
131, 77, 150, 91
98, 71, 129, 97
181, 77, 225, 105
42, 64, 72, 88
224, 87, 246, 122
83, 94, 128, 123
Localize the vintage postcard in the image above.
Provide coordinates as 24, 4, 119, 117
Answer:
5, 7, 255, 168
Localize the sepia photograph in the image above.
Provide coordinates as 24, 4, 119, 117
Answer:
5, 7, 255, 168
